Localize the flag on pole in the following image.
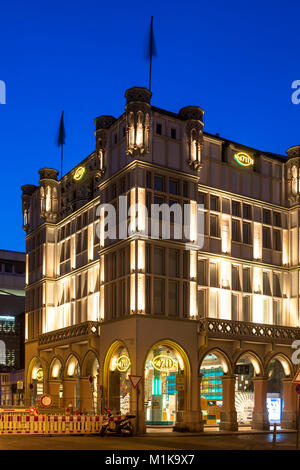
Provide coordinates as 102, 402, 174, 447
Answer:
57, 110, 66, 177
145, 16, 157, 92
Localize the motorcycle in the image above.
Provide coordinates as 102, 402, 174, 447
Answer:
99, 409, 136, 436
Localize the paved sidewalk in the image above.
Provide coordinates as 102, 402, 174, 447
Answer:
145, 425, 297, 437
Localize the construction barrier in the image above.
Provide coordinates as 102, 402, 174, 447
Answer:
0, 414, 102, 434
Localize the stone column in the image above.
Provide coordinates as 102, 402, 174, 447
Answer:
130, 382, 145, 436
62, 378, 76, 409
281, 378, 297, 429
47, 380, 60, 408
80, 377, 93, 413
174, 373, 204, 432
219, 375, 238, 431
251, 377, 270, 430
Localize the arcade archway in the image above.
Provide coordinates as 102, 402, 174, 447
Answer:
144, 340, 191, 426
104, 341, 132, 415
234, 352, 262, 426
199, 350, 230, 426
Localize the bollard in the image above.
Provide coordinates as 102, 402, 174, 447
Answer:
272, 423, 277, 449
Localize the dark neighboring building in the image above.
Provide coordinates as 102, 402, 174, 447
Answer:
0, 250, 25, 373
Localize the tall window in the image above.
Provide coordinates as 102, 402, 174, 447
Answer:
242, 296, 250, 322
231, 294, 239, 321
273, 229, 281, 251
210, 215, 218, 237
209, 291, 218, 318
232, 201, 241, 217
169, 250, 178, 277
232, 219, 241, 242
154, 279, 164, 315
263, 209, 271, 225
154, 175, 164, 192
263, 272, 271, 296
168, 281, 178, 317
198, 290, 205, 318
243, 267, 251, 293
243, 204, 252, 220
263, 298, 269, 323
273, 212, 281, 227
198, 259, 206, 285
0, 340, 6, 365
169, 180, 178, 195
210, 262, 218, 287
232, 266, 241, 291
273, 300, 281, 325
273, 273, 281, 297
210, 196, 219, 212
154, 247, 165, 275
171, 128, 177, 139
262, 227, 271, 249
243, 222, 251, 244
198, 192, 207, 207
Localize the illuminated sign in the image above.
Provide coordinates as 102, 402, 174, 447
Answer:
73, 166, 86, 181
40, 394, 53, 408
116, 355, 131, 372
234, 152, 254, 167
267, 397, 281, 423
151, 355, 177, 372
0, 316, 15, 321
32, 368, 44, 382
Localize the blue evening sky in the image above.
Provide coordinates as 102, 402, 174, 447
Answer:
0, 0, 299, 252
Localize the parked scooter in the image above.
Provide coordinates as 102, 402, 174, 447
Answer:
99, 409, 136, 436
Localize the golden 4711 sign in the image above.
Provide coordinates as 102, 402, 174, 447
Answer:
151, 355, 177, 372
234, 152, 254, 167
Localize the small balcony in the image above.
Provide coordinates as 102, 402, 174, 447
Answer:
198, 317, 300, 344
39, 321, 101, 347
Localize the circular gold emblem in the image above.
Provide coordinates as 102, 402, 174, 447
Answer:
116, 355, 131, 372
74, 166, 86, 181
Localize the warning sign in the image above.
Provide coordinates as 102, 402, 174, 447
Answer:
293, 369, 300, 384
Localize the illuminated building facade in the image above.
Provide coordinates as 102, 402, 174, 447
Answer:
22, 87, 300, 432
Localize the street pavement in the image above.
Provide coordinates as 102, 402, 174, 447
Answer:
0, 432, 298, 450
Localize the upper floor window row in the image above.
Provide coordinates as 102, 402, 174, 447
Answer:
198, 192, 284, 227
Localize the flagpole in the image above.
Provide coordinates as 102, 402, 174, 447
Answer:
61, 143, 63, 179
58, 110, 65, 179
149, 16, 153, 92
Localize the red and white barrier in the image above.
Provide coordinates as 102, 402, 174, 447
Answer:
0, 414, 102, 434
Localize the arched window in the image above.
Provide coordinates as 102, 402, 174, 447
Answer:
0, 340, 6, 365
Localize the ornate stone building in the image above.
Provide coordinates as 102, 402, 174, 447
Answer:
21, 87, 300, 432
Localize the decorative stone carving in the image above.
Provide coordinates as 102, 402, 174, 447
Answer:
198, 317, 300, 344
39, 321, 101, 346
21, 185, 37, 231
286, 146, 300, 205
39, 168, 59, 222
125, 87, 152, 156
179, 106, 204, 171
94, 115, 116, 178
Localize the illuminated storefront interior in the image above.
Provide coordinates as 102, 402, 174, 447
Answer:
145, 344, 185, 426
108, 345, 131, 415
30, 358, 44, 404
200, 354, 223, 425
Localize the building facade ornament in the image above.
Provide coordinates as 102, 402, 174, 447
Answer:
179, 106, 204, 172
125, 87, 152, 156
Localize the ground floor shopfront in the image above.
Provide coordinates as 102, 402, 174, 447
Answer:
24, 316, 300, 433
